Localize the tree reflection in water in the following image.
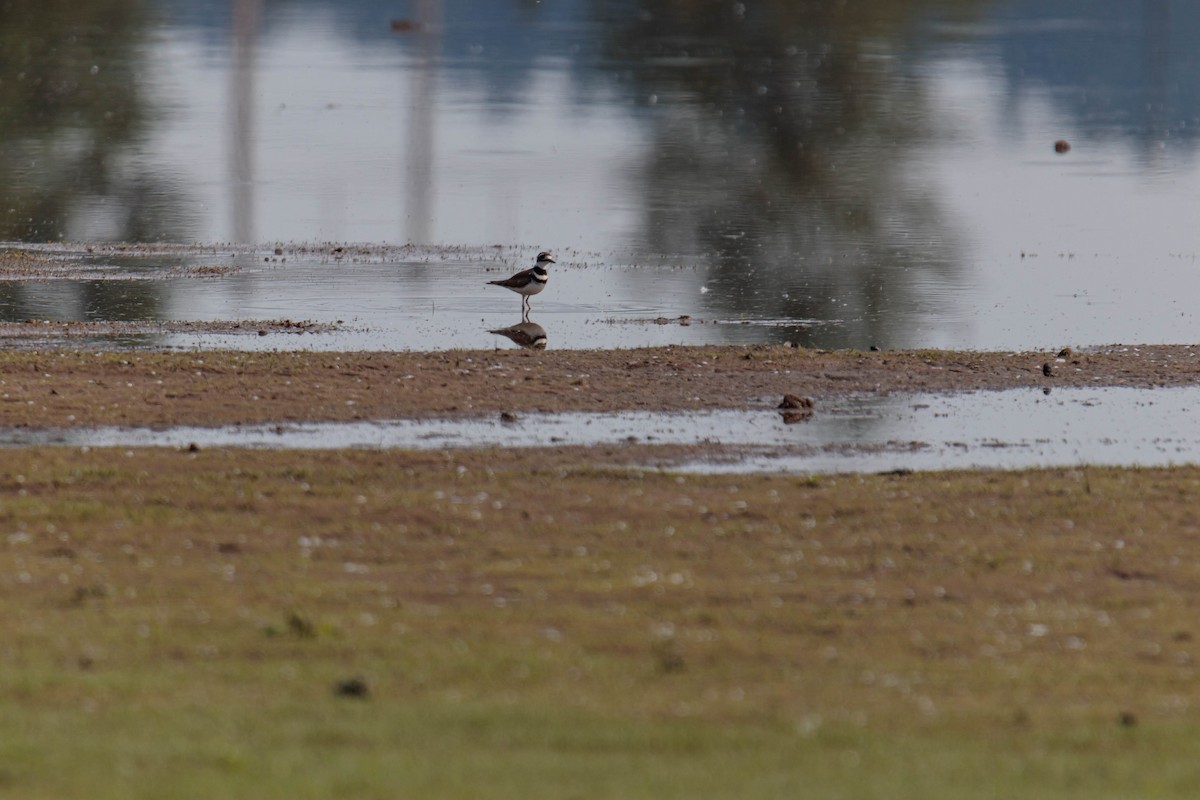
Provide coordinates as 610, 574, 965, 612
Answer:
0, 0, 189, 320
596, 0, 982, 348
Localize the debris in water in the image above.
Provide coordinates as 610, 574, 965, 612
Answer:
778, 393, 815, 424
778, 394, 815, 411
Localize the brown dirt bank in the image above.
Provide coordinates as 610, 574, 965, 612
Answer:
0, 343, 1196, 428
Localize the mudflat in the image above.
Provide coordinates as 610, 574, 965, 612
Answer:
0, 343, 1195, 427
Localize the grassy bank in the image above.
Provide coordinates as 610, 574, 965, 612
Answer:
1, 446, 1199, 797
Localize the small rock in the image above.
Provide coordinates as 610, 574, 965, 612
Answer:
1042, 362, 1053, 377
499, 411, 519, 424
1056, 347, 1072, 359
334, 677, 370, 699
1054, 139, 1071, 154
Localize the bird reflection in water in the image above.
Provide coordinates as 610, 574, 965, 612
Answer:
489, 319, 548, 350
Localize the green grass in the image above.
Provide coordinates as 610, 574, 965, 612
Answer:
4, 696, 1200, 798
1, 447, 1199, 797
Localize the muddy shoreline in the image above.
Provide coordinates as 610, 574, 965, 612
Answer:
0, 343, 1194, 428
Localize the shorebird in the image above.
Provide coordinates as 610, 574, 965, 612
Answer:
487, 251, 554, 314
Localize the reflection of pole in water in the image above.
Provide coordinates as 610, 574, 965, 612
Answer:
1143, 0, 1169, 167
230, 0, 263, 244
404, 0, 442, 244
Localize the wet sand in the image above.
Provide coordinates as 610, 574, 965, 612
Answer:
0, 343, 1195, 428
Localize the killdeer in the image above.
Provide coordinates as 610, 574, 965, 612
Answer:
488, 251, 554, 313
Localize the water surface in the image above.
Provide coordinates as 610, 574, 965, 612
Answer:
2, 1, 1199, 351
21, 385, 1200, 475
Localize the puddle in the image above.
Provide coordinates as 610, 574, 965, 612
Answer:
17, 386, 1200, 474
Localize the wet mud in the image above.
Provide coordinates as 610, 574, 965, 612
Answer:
0, 343, 1195, 428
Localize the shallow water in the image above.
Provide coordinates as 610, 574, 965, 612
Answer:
23, 385, 1200, 475
3, 2, 1200, 351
